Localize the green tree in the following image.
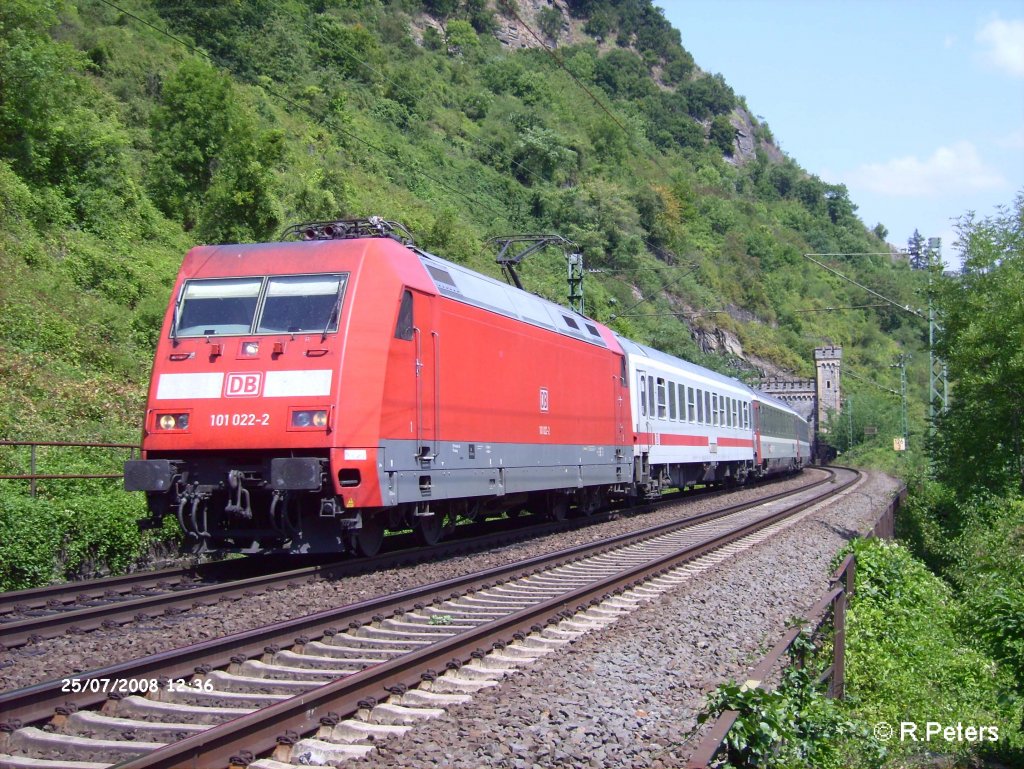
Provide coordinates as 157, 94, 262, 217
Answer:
196, 126, 284, 244
709, 114, 736, 156
907, 228, 927, 269
537, 6, 564, 42
594, 48, 652, 99
149, 58, 233, 230
445, 19, 479, 54
933, 192, 1024, 495
682, 73, 735, 119
426, 0, 460, 17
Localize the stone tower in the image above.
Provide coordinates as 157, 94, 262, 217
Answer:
815, 346, 842, 430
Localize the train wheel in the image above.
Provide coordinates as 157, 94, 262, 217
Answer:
351, 514, 385, 558
546, 492, 569, 522
414, 508, 445, 546
576, 487, 605, 517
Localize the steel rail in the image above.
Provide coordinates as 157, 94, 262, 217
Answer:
0, 472, 758, 616
111, 469, 858, 769
0, 471, 825, 650
0, 470, 841, 729
0, 514, 603, 647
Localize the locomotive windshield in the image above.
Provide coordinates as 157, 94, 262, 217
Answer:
173, 273, 347, 337
257, 275, 345, 334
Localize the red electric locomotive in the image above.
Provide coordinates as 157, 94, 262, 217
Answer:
125, 218, 809, 555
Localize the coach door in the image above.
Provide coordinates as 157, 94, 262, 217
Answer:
751, 400, 762, 464
411, 289, 439, 464
636, 369, 652, 454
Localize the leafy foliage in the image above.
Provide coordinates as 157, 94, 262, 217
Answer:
933, 193, 1024, 496
843, 537, 1024, 763
699, 633, 884, 768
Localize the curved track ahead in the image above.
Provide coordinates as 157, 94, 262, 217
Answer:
0, 475, 804, 651
0, 468, 858, 768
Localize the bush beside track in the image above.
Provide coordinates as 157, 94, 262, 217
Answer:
0, 485, 179, 591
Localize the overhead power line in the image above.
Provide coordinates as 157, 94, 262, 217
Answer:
792, 303, 889, 313
803, 253, 926, 319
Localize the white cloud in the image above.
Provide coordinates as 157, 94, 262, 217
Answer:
850, 141, 1007, 198
976, 17, 1024, 77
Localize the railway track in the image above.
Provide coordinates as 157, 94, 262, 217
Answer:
0, 514, 610, 651
0, 467, 858, 769
0, 476, 796, 652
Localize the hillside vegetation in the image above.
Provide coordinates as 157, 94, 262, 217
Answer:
5, 1, 1024, 764
0, 0, 930, 576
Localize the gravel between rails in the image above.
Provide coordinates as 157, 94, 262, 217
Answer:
346, 469, 902, 769
0, 472, 827, 694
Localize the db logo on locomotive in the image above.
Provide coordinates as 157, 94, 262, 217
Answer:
225, 372, 263, 398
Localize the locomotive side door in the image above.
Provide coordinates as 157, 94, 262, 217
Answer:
614, 355, 627, 447
411, 289, 439, 463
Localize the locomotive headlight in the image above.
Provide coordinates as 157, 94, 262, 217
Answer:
156, 413, 189, 430
291, 409, 328, 429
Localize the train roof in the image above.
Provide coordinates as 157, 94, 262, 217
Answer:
415, 249, 615, 349
748, 387, 803, 416
615, 335, 804, 419
614, 334, 753, 391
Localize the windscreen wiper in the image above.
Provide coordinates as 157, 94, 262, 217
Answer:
321, 279, 345, 341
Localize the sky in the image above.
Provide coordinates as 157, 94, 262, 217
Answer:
661, 0, 1024, 268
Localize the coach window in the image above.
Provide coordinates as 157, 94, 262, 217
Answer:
687, 387, 696, 422
639, 376, 648, 417
656, 378, 667, 419
648, 376, 655, 417
668, 381, 677, 420
695, 388, 703, 423
394, 290, 414, 340
711, 393, 719, 426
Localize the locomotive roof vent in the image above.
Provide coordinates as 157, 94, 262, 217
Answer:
280, 216, 416, 246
